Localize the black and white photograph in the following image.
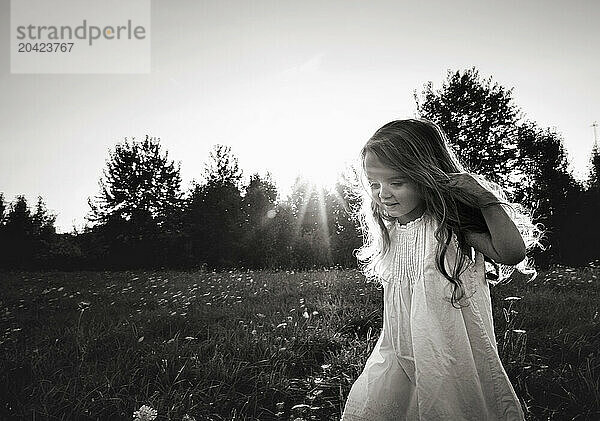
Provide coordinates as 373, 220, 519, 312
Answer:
1, 0, 599, 419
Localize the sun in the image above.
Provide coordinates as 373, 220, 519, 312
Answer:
297, 155, 344, 190
300, 168, 339, 190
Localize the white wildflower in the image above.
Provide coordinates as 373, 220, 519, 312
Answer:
132, 404, 157, 421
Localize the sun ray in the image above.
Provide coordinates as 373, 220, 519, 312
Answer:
294, 179, 314, 237
316, 185, 333, 263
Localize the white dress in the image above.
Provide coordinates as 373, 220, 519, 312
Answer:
341, 211, 525, 421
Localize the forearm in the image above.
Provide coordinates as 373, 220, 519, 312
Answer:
479, 194, 526, 264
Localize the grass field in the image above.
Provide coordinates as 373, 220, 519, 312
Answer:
0, 265, 599, 420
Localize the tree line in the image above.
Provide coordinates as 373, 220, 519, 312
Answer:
1, 68, 599, 271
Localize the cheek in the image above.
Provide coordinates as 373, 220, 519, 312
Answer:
408, 190, 424, 204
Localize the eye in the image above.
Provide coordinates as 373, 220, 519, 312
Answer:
391, 182, 404, 186
368, 182, 380, 189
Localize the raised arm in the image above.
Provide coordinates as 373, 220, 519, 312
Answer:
446, 173, 526, 266
464, 194, 526, 265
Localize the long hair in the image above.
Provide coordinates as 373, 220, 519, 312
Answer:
355, 118, 544, 308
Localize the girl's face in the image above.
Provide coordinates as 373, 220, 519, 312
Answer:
364, 151, 425, 223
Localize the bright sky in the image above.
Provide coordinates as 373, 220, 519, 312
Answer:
1, 0, 598, 233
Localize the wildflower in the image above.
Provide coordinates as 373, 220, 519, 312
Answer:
503, 297, 522, 301
182, 415, 196, 421
512, 329, 526, 334
133, 404, 157, 421
276, 323, 287, 328
78, 301, 91, 311
302, 311, 310, 319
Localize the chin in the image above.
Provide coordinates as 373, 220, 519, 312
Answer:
386, 209, 405, 217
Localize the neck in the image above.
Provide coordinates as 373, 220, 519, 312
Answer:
396, 205, 426, 225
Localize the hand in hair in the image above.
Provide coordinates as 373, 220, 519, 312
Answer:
445, 172, 500, 207
447, 172, 526, 266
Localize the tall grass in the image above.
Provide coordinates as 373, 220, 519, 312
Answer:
0, 265, 598, 420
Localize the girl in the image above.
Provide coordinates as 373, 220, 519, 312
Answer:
341, 119, 543, 421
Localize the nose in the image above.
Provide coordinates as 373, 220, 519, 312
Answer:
379, 184, 392, 200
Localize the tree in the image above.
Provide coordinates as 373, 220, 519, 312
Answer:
587, 143, 600, 192
32, 195, 57, 237
183, 144, 245, 268
415, 67, 521, 191
285, 177, 334, 268
202, 144, 243, 188
86, 135, 184, 268
244, 172, 278, 225
414, 67, 595, 267
240, 172, 279, 268
2, 196, 35, 268
0, 192, 5, 225
87, 135, 184, 227
514, 122, 579, 266
573, 143, 600, 264
4, 195, 33, 234
327, 166, 363, 267
0, 195, 65, 269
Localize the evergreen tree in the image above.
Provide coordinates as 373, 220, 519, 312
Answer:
5, 196, 34, 238
241, 172, 279, 268
577, 143, 600, 264
587, 143, 600, 191
184, 144, 245, 268
2, 196, 35, 267
32, 195, 57, 237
